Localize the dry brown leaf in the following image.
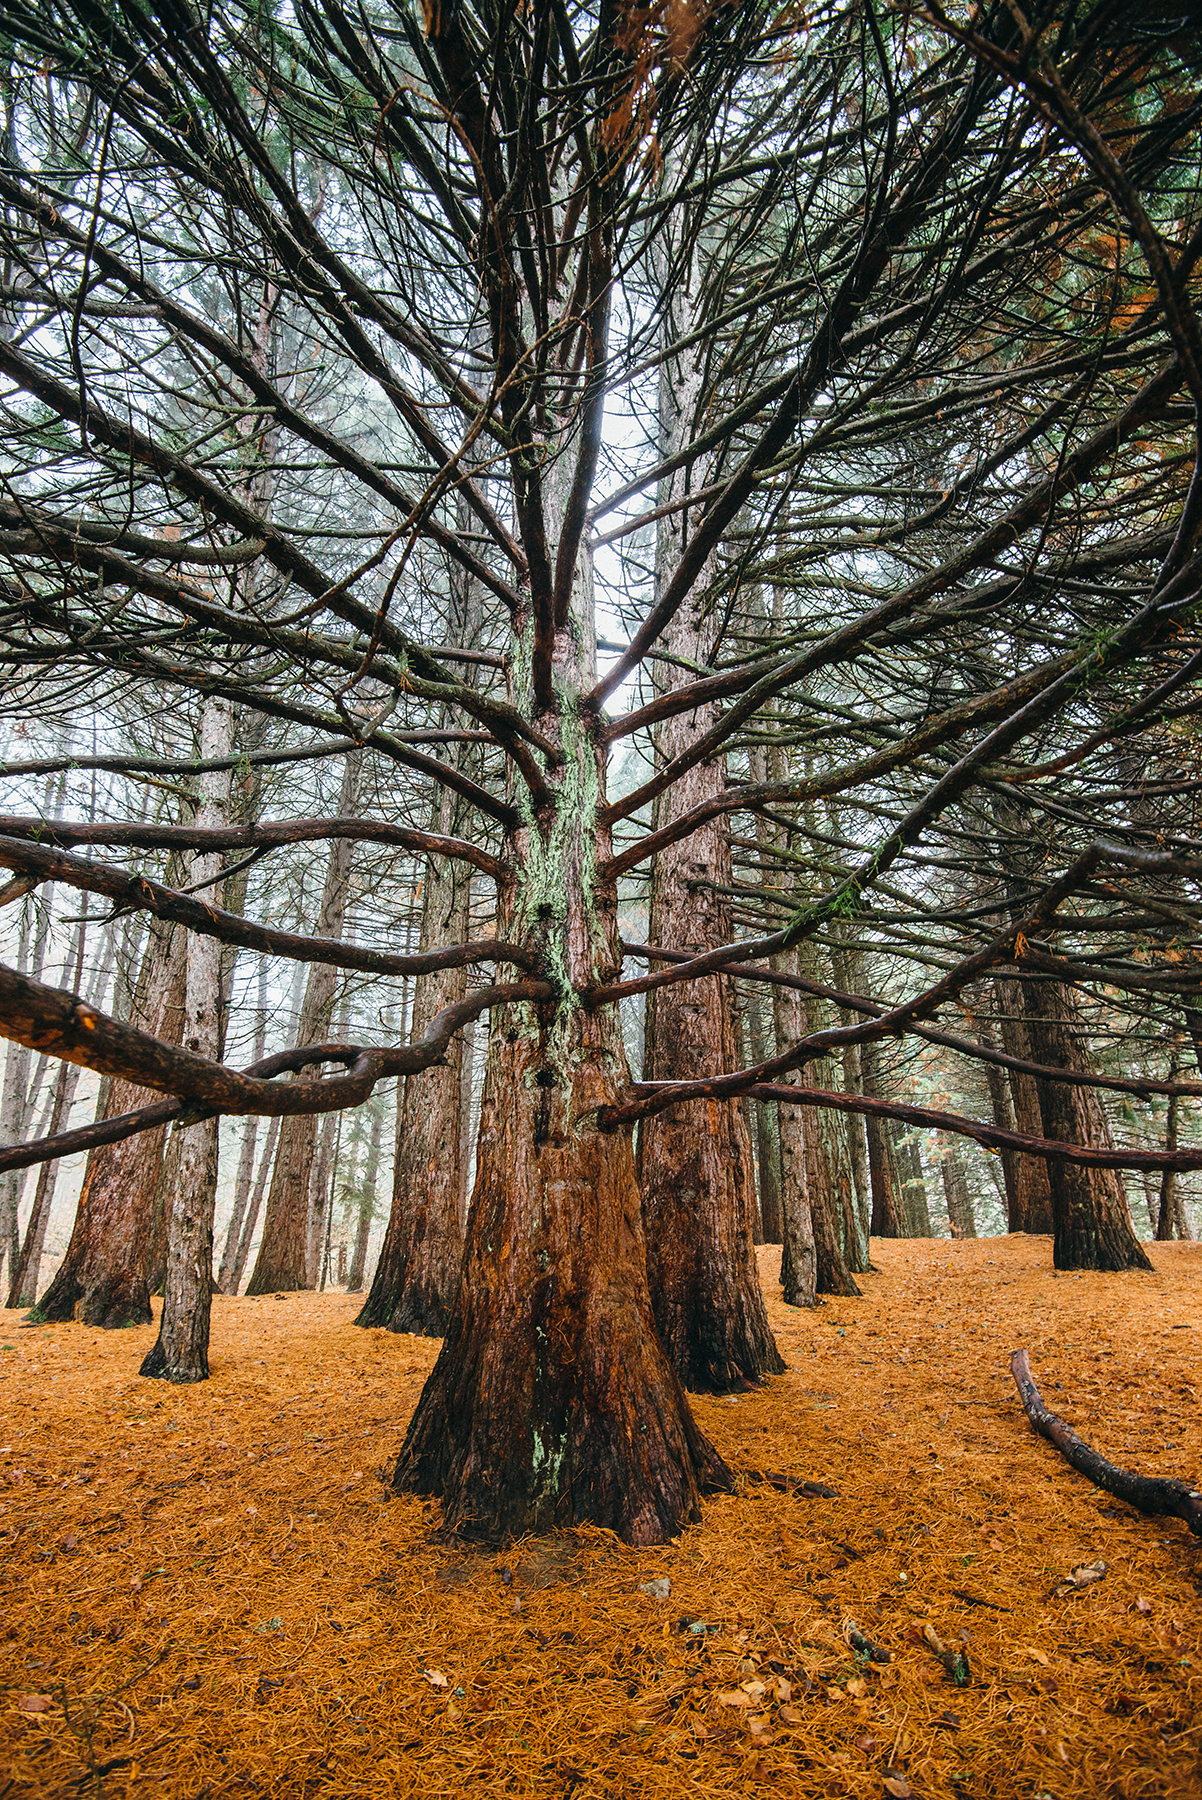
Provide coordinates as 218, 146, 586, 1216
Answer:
739, 1678, 767, 1700
718, 1689, 754, 1710
423, 1668, 448, 1689
846, 1676, 869, 1699
774, 1677, 792, 1703
778, 1704, 806, 1726
1027, 1647, 1051, 1667
883, 1779, 913, 1799
17, 1694, 53, 1714
746, 1712, 775, 1745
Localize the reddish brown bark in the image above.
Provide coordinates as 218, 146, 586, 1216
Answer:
1023, 978, 1153, 1272
995, 973, 1055, 1232
356, 857, 468, 1334
395, 580, 732, 1541
396, 990, 732, 1542
861, 1039, 905, 1238
637, 744, 782, 1391
33, 915, 185, 1326
246, 752, 361, 1296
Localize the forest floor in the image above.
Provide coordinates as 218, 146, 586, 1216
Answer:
1, 1236, 1200, 1800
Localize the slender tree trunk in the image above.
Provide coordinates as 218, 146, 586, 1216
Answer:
346, 1101, 384, 1293
772, 950, 818, 1305
795, 942, 862, 1291
230, 1113, 280, 1294
748, 987, 782, 1242
0, 897, 35, 1291
861, 1039, 905, 1237
13, 902, 113, 1310
216, 960, 268, 1292
246, 750, 361, 1295
1155, 1085, 1179, 1242
356, 852, 468, 1334
636, 265, 781, 1392
994, 974, 1055, 1232
141, 695, 234, 1381
1021, 977, 1153, 1271
306, 991, 351, 1283
893, 1133, 931, 1238
941, 1145, 977, 1238
977, 1015, 1024, 1227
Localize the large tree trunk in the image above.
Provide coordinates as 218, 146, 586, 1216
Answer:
26, 900, 166, 1325
245, 750, 361, 1295
1021, 976, 1153, 1271
396, 978, 732, 1542
356, 842, 469, 1333
994, 973, 1055, 1232
395, 516, 733, 1539
141, 694, 234, 1381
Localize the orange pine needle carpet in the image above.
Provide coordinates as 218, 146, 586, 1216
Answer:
2, 1236, 1200, 1799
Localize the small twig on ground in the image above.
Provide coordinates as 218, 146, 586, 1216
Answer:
1010, 1348, 1202, 1537
740, 1469, 838, 1499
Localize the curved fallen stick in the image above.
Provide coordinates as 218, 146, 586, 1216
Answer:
1010, 1348, 1202, 1538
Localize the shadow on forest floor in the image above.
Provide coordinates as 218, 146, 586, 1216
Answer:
1, 1236, 1200, 1799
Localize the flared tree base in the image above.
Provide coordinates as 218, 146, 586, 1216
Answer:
33, 1269, 152, 1329
139, 1341, 209, 1383
394, 1003, 733, 1545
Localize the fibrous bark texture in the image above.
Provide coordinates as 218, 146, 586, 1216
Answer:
1022, 977, 1153, 1272
141, 693, 234, 1381
396, 993, 732, 1542
861, 1038, 905, 1238
636, 242, 781, 1393
771, 950, 817, 1306
246, 751, 361, 1295
994, 974, 1055, 1233
34, 913, 184, 1324
356, 853, 468, 1334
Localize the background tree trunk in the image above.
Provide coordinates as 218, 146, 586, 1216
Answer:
636, 263, 781, 1392
861, 1039, 905, 1238
994, 973, 1055, 1232
141, 694, 233, 1381
345, 1101, 385, 1293
216, 959, 269, 1292
355, 851, 468, 1333
941, 1144, 977, 1238
246, 750, 361, 1295
1022, 977, 1153, 1271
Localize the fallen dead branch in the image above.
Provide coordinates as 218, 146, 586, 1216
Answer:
1010, 1348, 1202, 1538
739, 1469, 838, 1500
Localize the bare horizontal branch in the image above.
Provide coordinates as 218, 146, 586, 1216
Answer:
0, 837, 532, 976
0, 814, 511, 882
